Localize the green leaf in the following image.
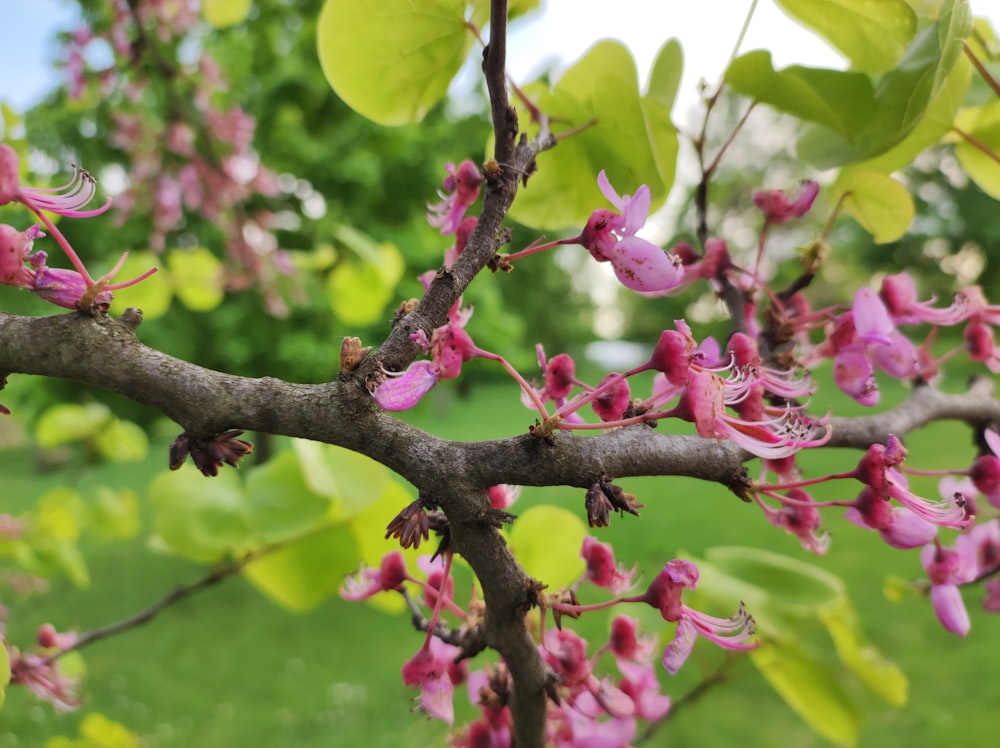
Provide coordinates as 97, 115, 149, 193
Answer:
833, 169, 915, 243
952, 100, 1000, 199
703, 546, 844, 609
773, 0, 917, 73
202, 0, 252, 28
818, 597, 908, 706
508, 40, 677, 230
856, 53, 971, 173
243, 524, 359, 611
35, 403, 112, 448
326, 261, 393, 326
292, 439, 391, 519
93, 418, 149, 463
88, 487, 141, 540
797, 0, 972, 167
641, 40, 683, 191
244, 449, 330, 544
166, 247, 224, 312
332, 225, 405, 288
507, 506, 586, 590
109, 251, 172, 321
725, 51, 875, 138
751, 640, 860, 746
148, 467, 249, 563
78, 712, 139, 748
317, 0, 474, 126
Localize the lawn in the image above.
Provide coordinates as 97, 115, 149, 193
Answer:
2, 372, 998, 747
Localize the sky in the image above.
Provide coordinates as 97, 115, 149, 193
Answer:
4, 1, 998, 117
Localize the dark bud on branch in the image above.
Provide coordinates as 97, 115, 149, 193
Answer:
385, 500, 431, 549
169, 430, 254, 476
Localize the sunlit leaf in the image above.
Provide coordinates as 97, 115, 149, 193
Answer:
35, 403, 112, 448
952, 100, 1000, 199
202, 0, 252, 28
166, 247, 224, 312
244, 449, 330, 544
773, 0, 916, 73
326, 261, 393, 326
725, 51, 875, 137
857, 54, 971, 173
797, 0, 972, 166
318, 0, 473, 125
507, 505, 586, 590
292, 439, 391, 519
751, 641, 860, 746
94, 418, 149, 463
834, 169, 915, 243
148, 467, 249, 563
243, 524, 359, 611
819, 598, 908, 706
78, 712, 139, 748
508, 40, 677, 230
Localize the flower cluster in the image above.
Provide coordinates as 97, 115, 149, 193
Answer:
341, 521, 755, 743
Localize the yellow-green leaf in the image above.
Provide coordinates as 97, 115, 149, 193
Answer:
318, 0, 474, 126
109, 251, 172, 320
243, 524, 359, 611
94, 418, 149, 463
148, 467, 248, 563
819, 598, 908, 706
167, 247, 224, 312
507, 506, 587, 590
35, 403, 112, 448
953, 100, 1000, 199
506, 40, 677, 230
751, 641, 860, 746
202, 0, 252, 28
774, 0, 917, 74
834, 169, 915, 243
79, 712, 139, 748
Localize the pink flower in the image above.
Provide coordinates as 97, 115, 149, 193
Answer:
879, 273, 965, 326
921, 540, 975, 637
340, 551, 408, 600
8, 648, 80, 712
402, 635, 462, 724
485, 484, 521, 510
565, 171, 684, 293
580, 537, 637, 594
0, 223, 152, 310
427, 160, 484, 235
590, 373, 631, 422
636, 559, 756, 674
372, 310, 479, 411
606, 616, 657, 664
752, 180, 819, 224
0, 144, 110, 218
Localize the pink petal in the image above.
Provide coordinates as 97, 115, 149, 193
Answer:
661, 616, 697, 675
931, 584, 970, 637
610, 236, 683, 293
372, 361, 439, 411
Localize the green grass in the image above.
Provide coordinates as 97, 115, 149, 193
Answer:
2, 375, 999, 747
